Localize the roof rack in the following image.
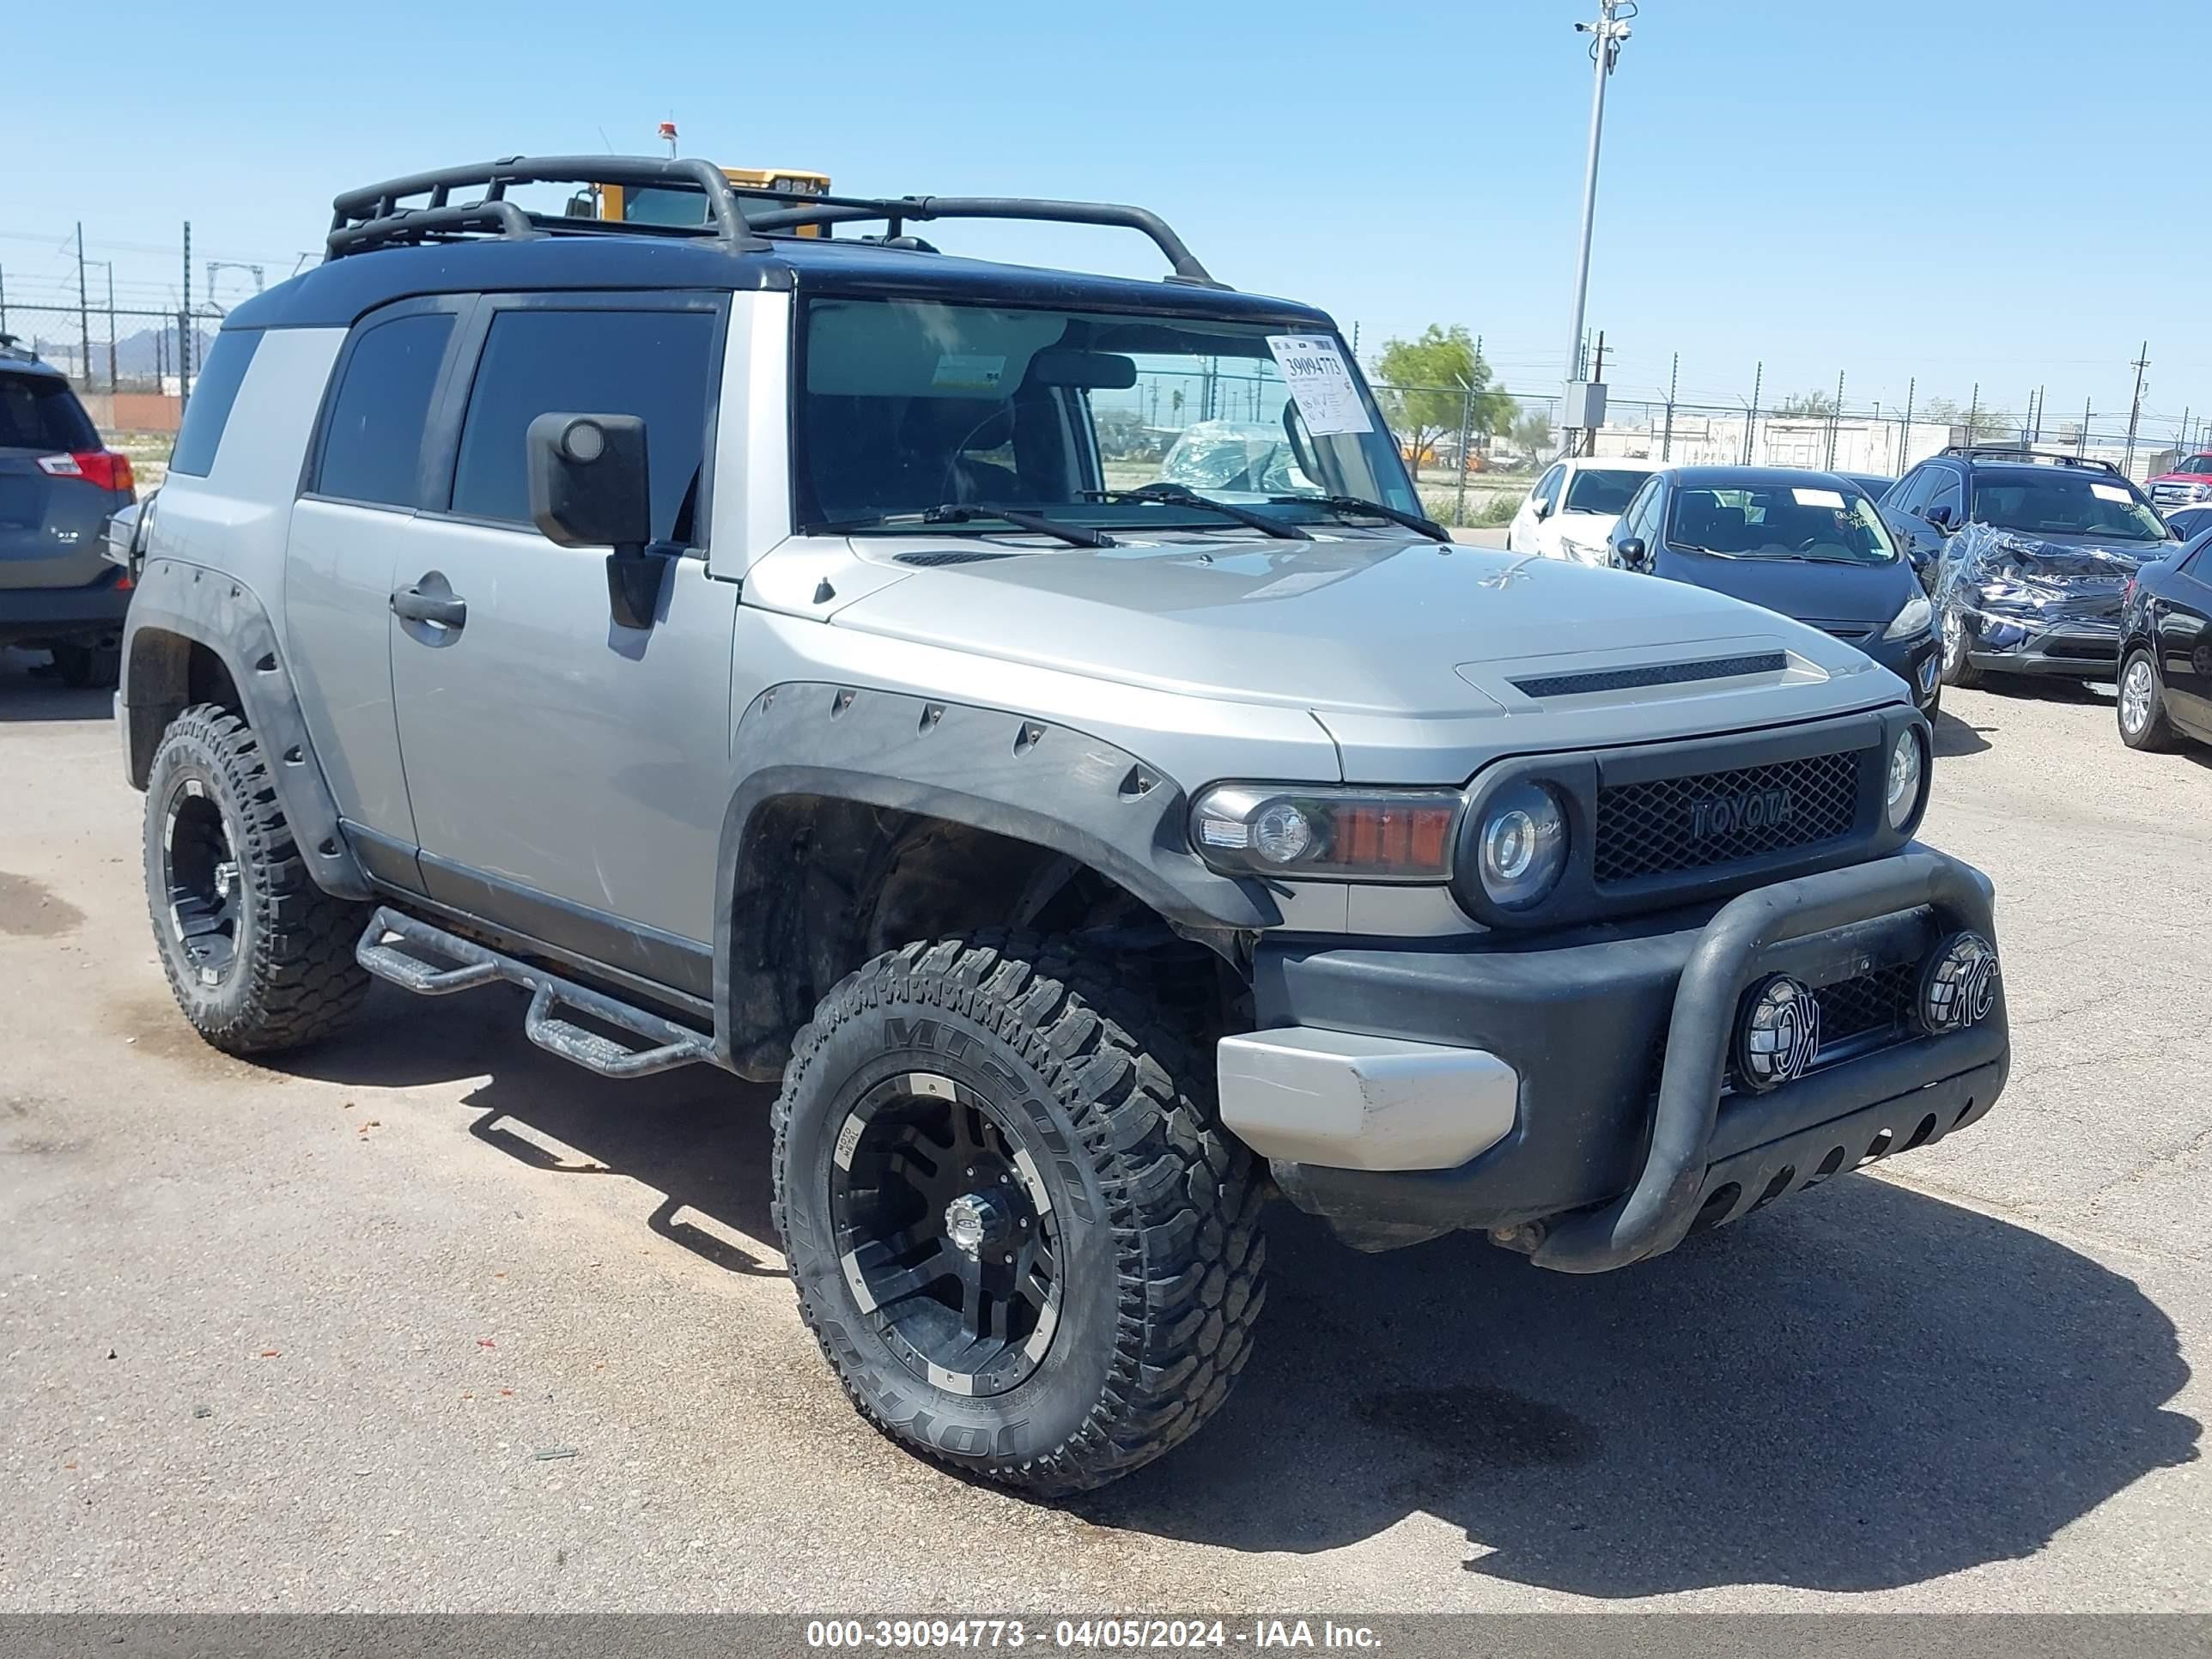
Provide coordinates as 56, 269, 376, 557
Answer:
328, 155, 767, 259
1941, 444, 2124, 477
325, 155, 1224, 287
744, 192, 1222, 288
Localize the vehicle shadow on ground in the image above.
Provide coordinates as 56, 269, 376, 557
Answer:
1079, 1182, 2198, 1594
283, 982, 786, 1278
277, 986, 2201, 1595
0, 651, 112, 722
1930, 707, 1992, 758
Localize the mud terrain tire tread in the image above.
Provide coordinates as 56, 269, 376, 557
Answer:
772, 930, 1267, 1496
143, 702, 371, 1054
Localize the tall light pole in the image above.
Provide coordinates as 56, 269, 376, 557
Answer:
1563, 0, 1632, 447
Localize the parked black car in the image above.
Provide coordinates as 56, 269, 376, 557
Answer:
1607, 465, 1942, 712
2116, 529, 2212, 752
2160, 502, 2212, 543
1878, 447, 2178, 690
0, 335, 137, 685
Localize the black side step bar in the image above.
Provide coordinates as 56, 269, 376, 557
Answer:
355, 907, 714, 1080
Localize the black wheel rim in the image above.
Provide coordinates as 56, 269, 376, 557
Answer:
162, 780, 241, 986
828, 1070, 1063, 1398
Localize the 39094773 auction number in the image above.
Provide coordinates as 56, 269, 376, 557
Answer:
804, 1620, 1237, 1650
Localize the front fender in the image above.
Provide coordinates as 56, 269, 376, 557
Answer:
119, 557, 371, 901
711, 681, 1278, 1073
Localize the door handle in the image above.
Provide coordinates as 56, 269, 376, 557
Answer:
390, 583, 467, 629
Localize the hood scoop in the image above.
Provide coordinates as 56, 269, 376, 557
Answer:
1510, 651, 1790, 701
895, 549, 1018, 568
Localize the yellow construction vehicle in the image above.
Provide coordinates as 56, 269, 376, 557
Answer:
598, 167, 832, 234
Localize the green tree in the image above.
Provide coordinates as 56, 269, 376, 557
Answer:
1373, 325, 1515, 480
1921, 397, 2016, 444
1510, 404, 1555, 469
1778, 390, 1837, 417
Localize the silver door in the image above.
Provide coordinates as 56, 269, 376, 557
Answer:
385, 295, 737, 988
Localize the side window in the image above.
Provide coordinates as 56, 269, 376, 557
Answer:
1619, 478, 1659, 544
1885, 468, 1926, 515
169, 329, 264, 477
448, 307, 717, 543
1532, 464, 1565, 511
1927, 470, 1965, 523
316, 313, 456, 508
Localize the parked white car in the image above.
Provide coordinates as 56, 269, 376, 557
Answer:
1506, 457, 1664, 563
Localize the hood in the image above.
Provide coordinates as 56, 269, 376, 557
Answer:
2152, 469, 2212, 484
817, 532, 1888, 731
1971, 532, 2168, 582
1656, 546, 1917, 627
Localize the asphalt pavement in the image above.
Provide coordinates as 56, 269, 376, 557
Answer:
2, 647, 2206, 1612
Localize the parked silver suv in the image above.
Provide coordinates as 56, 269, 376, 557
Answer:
116, 157, 2010, 1494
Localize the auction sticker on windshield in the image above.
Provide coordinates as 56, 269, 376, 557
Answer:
1267, 335, 1373, 435
2092, 483, 2132, 503
1792, 487, 1846, 508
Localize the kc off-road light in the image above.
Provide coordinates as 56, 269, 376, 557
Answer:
1917, 932, 2000, 1035
1474, 779, 1569, 910
1190, 786, 1462, 882
1886, 726, 1927, 830
1734, 974, 1822, 1093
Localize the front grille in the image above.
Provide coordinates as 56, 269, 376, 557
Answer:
1818, 623, 1879, 643
2153, 483, 2203, 506
2036, 629, 2120, 660
1814, 960, 1918, 1050
1595, 749, 1861, 884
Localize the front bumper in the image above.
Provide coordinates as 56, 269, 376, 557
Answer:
0, 574, 132, 647
1864, 630, 1942, 708
1960, 605, 2123, 681
1227, 849, 2007, 1272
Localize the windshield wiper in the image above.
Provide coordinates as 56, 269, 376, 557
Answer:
815, 502, 1116, 550
1084, 483, 1312, 540
1267, 494, 1450, 543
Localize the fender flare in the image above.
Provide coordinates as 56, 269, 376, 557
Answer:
120, 558, 372, 901
711, 681, 1277, 1073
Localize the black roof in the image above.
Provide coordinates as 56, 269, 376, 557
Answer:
227, 234, 1337, 333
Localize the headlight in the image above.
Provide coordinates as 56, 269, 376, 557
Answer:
1474, 780, 1569, 910
1883, 592, 1933, 640
1885, 726, 1926, 830
1190, 785, 1462, 883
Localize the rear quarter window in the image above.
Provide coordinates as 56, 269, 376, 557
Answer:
0, 371, 100, 453
169, 330, 264, 477
315, 312, 458, 508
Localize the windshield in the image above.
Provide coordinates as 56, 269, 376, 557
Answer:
2172, 454, 2212, 475
793, 297, 1417, 532
1562, 468, 1648, 514
1667, 483, 1899, 564
1973, 473, 2169, 544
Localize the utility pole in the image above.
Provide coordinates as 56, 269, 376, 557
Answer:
1743, 361, 1763, 465
180, 222, 193, 405
1901, 376, 1915, 473
1827, 370, 1844, 469
2080, 397, 2091, 457
1662, 351, 1678, 460
2124, 342, 2150, 475
0, 264, 8, 335
1586, 331, 1607, 454
102, 264, 116, 392
75, 223, 91, 389
1563, 0, 1632, 447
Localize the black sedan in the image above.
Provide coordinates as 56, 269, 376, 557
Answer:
1605, 466, 1942, 712
2116, 530, 2212, 752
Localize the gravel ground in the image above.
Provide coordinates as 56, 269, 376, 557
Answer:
1, 647, 2206, 1613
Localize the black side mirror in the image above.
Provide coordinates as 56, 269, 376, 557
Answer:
1616, 536, 1648, 568
527, 411, 664, 629
1923, 505, 1953, 533
1532, 498, 1553, 521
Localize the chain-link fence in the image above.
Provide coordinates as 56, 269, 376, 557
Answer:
0, 302, 220, 435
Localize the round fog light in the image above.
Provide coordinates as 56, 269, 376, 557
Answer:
1917, 931, 1999, 1034
1734, 975, 1822, 1094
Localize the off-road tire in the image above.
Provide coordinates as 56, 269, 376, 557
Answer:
1939, 605, 1984, 689
143, 703, 372, 1054
2118, 647, 2179, 752
772, 932, 1267, 1496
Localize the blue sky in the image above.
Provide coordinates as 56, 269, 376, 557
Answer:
3, 0, 2198, 436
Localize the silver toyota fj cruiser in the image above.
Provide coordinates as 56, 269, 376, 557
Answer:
113, 157, 2008, 1494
